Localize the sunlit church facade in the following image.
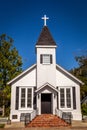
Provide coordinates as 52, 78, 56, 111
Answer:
8, 15, 83, 122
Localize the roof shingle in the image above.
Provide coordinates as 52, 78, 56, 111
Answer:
36, 26, 56, 46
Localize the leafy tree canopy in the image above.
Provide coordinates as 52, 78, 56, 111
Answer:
70, 52, 87, 100
0, 34, 23, 89
0, 34, 23, 116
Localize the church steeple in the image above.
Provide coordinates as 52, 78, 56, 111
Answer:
36, 26, 56, 46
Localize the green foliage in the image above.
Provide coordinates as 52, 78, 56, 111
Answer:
0, 34, 23, 89
0, 34, 23, 116
81, 104, 87, 115
0, 124, 5, 128
70, 54, 87, 115
5, 107, 10, 117
70, 54, 87, 100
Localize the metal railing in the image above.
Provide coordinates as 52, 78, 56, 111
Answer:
55, 108, 72, 125
25, 114, 30, 126
25, 108, 38, 126
62, 112, 72, 124
55, 108, 63, 118
30, 108, 38, 121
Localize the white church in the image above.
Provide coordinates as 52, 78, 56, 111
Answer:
8, 15, 83, 122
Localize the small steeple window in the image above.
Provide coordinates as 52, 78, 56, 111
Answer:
40, 54, 52, 64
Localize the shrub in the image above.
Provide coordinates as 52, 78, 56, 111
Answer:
81, 103, 87, 115
0, 124, 5, 128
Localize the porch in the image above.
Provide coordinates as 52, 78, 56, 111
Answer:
35, 83, 58, 115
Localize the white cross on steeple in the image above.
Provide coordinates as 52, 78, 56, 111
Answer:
42, 15, 49, 26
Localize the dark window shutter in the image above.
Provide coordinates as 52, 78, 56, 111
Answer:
72, 87, 76, 109
50, 55, 52, 64
40, 54, 43, 64
15, 87, 19, 110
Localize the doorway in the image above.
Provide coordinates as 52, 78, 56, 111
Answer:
41, 93, 52, 114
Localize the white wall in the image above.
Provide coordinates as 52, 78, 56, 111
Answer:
10, 67, 36, 122
37, 47, 56, 88
56, 69, 82, 120
56, 69, 79, 86
13, 68, 36, 86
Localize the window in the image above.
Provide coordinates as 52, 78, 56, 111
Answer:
43, 54, 50, 63
72, 87, 76, 109
40, 54, 52, 64
15, 87, 19, 110
12, 115, 17, 119
20, 87, 32, 109
66, 88, 71, 108
21, 88, 26, 108
60, 89, 65, 108
60, 88, 72, 108
27, 88, 32, 107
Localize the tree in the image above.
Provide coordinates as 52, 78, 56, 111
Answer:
0, 34, 22, 116
70, 54, 87, 100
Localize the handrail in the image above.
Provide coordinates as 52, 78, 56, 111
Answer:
30, 108, 38, 121
62, 112, 72, 124
55, 108, 72, 125
55, 108, 63, 118
25, 108, 38, 126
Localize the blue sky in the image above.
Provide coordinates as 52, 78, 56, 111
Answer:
0, 0, 87, 70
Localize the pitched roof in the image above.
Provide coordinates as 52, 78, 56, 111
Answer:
7, 63, 84, 86
36, 26, 56, 46
35, 82, 58, 93
56, 64, 84, 85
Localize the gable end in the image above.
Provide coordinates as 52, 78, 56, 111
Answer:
56, 64, 84, 85
7, 64, 36, 85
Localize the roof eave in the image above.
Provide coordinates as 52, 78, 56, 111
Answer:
7, 64, 36, 85
36, 45, 57, 48
35, 82, 58, 93
56, 64, 84, 85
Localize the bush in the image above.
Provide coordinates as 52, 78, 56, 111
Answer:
81, 103, 87, 115
5, 107, 10, 117
0, 124, 5, 128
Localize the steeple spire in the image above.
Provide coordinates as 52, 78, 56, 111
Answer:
36, 26, 56, 46
42, 15, 49, 26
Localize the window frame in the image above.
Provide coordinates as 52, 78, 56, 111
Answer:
27, 88, 32, 108
43, 54, 50, 64
66, 88, 71, 108
59, 87, 73, 109
40, 54, 52, 64
60, 88, 65, 108
21, 88, 26, 108
19, 87, 33, 110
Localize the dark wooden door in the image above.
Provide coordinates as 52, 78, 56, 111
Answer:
41, 94, 51, 114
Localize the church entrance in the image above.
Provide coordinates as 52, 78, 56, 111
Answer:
41, 93, 52, 114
